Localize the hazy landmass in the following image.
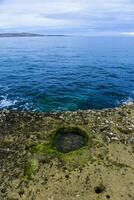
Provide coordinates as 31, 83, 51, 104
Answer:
0, 32, 66, 37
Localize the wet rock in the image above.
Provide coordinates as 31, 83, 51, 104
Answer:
0, 104, 134, 200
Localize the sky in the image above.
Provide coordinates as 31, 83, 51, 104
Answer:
0, 0, 134, 35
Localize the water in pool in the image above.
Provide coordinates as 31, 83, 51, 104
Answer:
0, 36, 134, 112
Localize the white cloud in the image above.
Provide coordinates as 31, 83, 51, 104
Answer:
0, 0, 134, 34
0, 0, 84, 29
122, 32, 134, 36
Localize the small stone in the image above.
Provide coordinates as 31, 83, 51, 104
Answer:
7, 192, 20, 200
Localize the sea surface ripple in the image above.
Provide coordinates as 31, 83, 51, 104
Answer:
0, 36, 134, 112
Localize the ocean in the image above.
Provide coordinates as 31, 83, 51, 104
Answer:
0, 36, 133, 112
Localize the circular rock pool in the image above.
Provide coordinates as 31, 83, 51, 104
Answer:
53, 127, 88, 153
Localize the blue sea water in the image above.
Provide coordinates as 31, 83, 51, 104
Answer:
0, 36, 134, 112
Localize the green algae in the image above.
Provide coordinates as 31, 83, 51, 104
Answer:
25, 127, 93, 170
25, 125, 110, 171
24, 159, 39, 179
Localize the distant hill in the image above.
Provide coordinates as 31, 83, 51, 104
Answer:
0, 33, 45, 37
0, 33, 66, 37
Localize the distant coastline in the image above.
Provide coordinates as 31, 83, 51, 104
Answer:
0, 32, 66, 37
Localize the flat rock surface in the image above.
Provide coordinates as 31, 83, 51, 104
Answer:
0, 104, 134, 200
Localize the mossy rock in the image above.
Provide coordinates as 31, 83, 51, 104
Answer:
24, 159, 39, 179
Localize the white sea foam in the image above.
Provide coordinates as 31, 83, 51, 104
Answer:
0, 95, 36, 111
116, 91, 134, 107
120, 91, 134, 106
122, 97, 134, 105
0, 96, 17, 108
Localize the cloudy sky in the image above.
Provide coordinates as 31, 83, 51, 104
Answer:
0, 0, 134, 35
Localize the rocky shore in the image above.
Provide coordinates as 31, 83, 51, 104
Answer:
0, 104, 134, 200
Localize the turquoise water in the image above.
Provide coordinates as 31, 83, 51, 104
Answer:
0, 36, 134, 112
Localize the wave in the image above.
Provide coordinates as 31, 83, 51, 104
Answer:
122, 97, 134, 105
0, 91, 134, 112
0, 95, 17, 108
117, 91, 134, 106
124, 91, 134, 105
0, 94, 41, 112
